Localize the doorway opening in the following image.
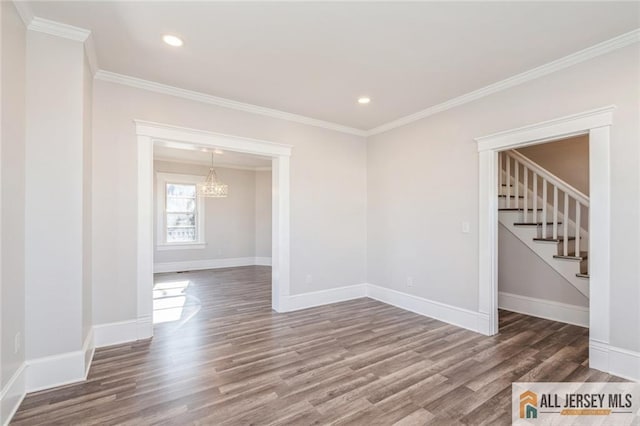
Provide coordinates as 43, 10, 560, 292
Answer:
475, 106, 614, 373
151, 146, 273, 329
497, 135, 590, 330
135, 121, 292, 340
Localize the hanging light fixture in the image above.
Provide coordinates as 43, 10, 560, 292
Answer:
197, 152, 228, 198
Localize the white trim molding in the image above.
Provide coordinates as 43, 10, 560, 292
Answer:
154, 257, 272, 273
368, 30, 638, 135
22, 14, 99, 75
286, 284, 368, 312
93, 317, 153, 348
137, 121, 291, 332
25, 329, 95, 393
28, 17, 90, 42
254, 257, 272, 266
475, 106, 613, 375
367, 284, 490, 334
0, 363, 26, 426
590, 339, 640, 382
95, 30, 639, 138
475, 106, 616, 152
498, 292, 589, 328
98, 72, 366, 136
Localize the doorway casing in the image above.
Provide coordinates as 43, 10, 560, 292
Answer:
135, 121, 292, 339
475, 106, 614, 373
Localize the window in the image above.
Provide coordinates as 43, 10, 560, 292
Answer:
156, 173, 205, 250
166, 183, 197, 242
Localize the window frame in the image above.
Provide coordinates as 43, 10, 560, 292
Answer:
156, 172, 206, 250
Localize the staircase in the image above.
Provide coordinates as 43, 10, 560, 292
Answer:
498, 150, 589, 298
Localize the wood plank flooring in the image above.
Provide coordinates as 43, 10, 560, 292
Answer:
13, 266, 620, 425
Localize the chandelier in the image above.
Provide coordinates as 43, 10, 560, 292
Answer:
197, 153, 228, 198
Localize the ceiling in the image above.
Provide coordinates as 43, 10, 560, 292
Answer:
154, 146, 272, 169
27, 1, 640, 131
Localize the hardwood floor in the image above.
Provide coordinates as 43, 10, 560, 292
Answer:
13, 266, 618, 425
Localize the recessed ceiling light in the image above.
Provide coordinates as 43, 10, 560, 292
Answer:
358, 97, 371, 105
214, 149, 224, 155
162, 34, 183, 47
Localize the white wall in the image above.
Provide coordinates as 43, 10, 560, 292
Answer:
367, 45, 640, 353
153, 160, 270, 264
25, 30, 92, 363
499, 225, 588, 307
1, 0, 26, 391
92, 81, 367, 325
255, 170, 272, 258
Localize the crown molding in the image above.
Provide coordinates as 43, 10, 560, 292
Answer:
97, 71, 368, 137
28, 17, 91, 42
24, 15, 99, 74
13, 1, 34, 27
367, 28, 640, 136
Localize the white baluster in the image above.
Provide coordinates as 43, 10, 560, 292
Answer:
498, 152, 502, 196
533, 173, 538, 223
542, 179, 547, 238
506, 154, 511, 208
515, 160, 519, 209
563, 193, 569, 256
575, 201, 581, 256
523, 166, 528, 223
553, 186, 558, 240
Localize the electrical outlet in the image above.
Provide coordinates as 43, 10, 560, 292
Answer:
407, 276, 414, 287
305, 274, 313, 284
14, 332, 21, 354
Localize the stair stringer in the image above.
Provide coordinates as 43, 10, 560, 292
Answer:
498, 211, 589, 298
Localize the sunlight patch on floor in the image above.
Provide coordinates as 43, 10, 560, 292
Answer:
153, 280, 191, 324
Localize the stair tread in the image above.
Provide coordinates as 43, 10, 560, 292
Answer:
499, 208, 544, 212
533, 236, 577, 241
576, 273, 590, 279
554, 252, 588, 261
498, 195, 524, 199
513, 222, 562, 226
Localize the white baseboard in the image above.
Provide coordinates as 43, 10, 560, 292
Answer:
26, 328, 94, 393
94, 320, 138, 347
366, 284, 487, 334
589, 339, 640, 382
154, 257, 272, 273
498, 291, 589, 327
589, 338, 610, 373
136, 315, 153, 340
609, 345, 640, 382
286, 284, 367, 311
94, 317, 153, 348
0, 363, 26, 426
254, 257, 272, 266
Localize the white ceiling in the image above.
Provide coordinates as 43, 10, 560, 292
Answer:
154, 146, 272, 169
27, 1, 640, 130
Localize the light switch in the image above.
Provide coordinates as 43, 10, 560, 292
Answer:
462, 222, 470, 233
